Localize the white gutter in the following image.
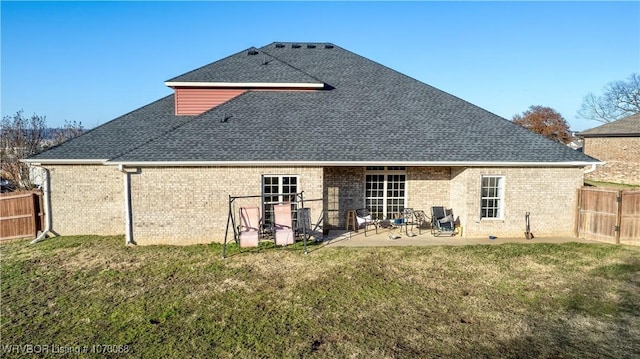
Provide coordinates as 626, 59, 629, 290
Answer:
22, 159, 108, 165
106, 160, 603, 168
165, 81, 325, 89
118, 165, 135, 245
30, 166, 56, 244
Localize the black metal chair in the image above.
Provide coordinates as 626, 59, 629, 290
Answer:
412, 210, 428, 235
402, 208, 416, 236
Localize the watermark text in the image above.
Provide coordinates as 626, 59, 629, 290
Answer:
2, 344, 130, 355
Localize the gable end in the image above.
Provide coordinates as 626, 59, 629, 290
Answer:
174, 88, 246, 116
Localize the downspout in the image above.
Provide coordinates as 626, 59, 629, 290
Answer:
584, 163, 600, 174
118, 164, 134, 245
31, 166, 54, 244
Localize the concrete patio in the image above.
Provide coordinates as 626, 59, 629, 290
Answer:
323, 226, 595, 247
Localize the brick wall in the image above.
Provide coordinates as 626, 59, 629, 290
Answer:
129, 166, 323, 245
450, 167, 584, 238
583, 137, 640, 185
44, 164, 585, 244
46, 165, 124, 235
407, 167, 451, 211
323, 167, 364, 229
323, 166, 582, 238
322, 167, 451, 229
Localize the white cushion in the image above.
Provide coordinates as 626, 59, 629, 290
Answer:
439, 214, 454, 224
357, 215, 372, 226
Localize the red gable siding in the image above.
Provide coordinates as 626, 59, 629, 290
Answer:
175, 88, 246, 115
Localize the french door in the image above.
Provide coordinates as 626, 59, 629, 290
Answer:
365, 167, 406, 220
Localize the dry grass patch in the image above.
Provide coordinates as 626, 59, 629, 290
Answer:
1, 236, 639, 358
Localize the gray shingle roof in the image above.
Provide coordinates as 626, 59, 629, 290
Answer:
166, 47, 323, 85
578, 112, 640, 137
29, 95, 191, 160
30, 42, 597, 165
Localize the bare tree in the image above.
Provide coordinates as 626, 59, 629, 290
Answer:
512, 106, 573, 144
51, 120, 84, 147
1, 111, 84, 190
577, 73, 640, 123
1, 111, 47, 189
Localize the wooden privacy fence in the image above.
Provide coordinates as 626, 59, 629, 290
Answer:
0, 191, 44, 241
576, 187, 640, 245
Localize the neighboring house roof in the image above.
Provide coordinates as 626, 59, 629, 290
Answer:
28, 42, 598, 166
577, 112, 640, 138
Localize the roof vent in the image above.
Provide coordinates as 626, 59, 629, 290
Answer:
324, 44, 334, 49
307, 44, 316, 49
247, 49, 259, 55
275, 43, 285, 48
292, 44, 301, 49
221, 113, 232, 123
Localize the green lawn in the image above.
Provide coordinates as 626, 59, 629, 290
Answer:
584, 179, 640, 189
2, 236, 640, 358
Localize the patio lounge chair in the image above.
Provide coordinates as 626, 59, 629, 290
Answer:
239, 207, 261, 247
431, 206, 455, 236
274, 203, 295, 246
355, 208, 378, 236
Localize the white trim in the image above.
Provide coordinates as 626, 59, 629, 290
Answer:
22, 159, 602, 167
365, 167, 407, 220
22, 159, 108, 165
261, 174, 300, 226
104, 160, 602, 168
165, 81, 325, 89
480, 175, 505, 220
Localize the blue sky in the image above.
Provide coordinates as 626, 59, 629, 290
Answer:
2, 1, 639, 131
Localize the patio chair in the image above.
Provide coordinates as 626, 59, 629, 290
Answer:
297, 207, 313, 241
412, 210, 428, 235
355, 208, 378, 236
239, 207, 261, 247
402, 208, 417, 236
273, 203, 295, 246
431, 206, 455, 237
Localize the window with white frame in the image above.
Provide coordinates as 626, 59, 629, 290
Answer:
365, 167, 406, 220
480, 175, 504, 219
262, 175, 298, 227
